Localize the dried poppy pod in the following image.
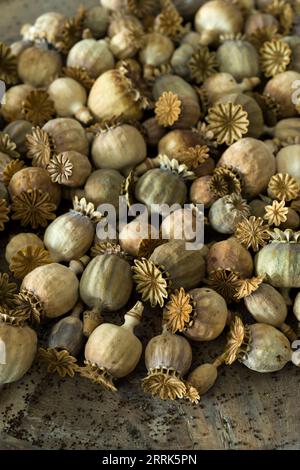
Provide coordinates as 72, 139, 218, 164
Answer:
84, 5, 109, 38
80, 243, 133, 335
194, 0, 243, 46
243, 283, 297, 341
0, 313, 37, 385
216, 93, 264, 138
160, 206, 204, 243
224, 316, 295, 373
80, 301, 144, 391
47, 151, 92, 187
134, 156, 194, 213
84, 169, 124, 212
207, 237, 253, 278
48, 303, 84, 357
255, 229, 300, 289
187, 357, 224, 396
20, 12, 66, 44
132, 241, 205, 308
217, 138, 276, 198
173, 0, 206, 19
271, 118, 300, 143
43, 118, 89, 156
91, 123, 146, 173
88, 65, 148, 122
153, 75, 200, 129
8, 167, 61, 207
244, 11, 279, 36
276, 146, 300, 185
142, 117, 166, 146
217, 37, 260, 82
18, 46, 62, 88
190, 175, 217, 208
5, 233, 43, 264
163, 287, 228, 341
158, 129, 213, 161
1, 84, 34, 122
139, 33, 174, 67
142, 325, 199, 403
203, 73, 260, 105
48, 78, 93, 125
264, 71, 300, 118
4, 120, 33, 154
119, 217, 160, 257
44, 197, 102, 263
209, 194, 251, 234
67, 39, 114, 78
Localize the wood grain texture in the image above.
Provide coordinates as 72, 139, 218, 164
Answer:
1, 0, 300, 451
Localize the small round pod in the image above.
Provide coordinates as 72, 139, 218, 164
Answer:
0, 314, 37, 384
207, 237, 253, 278
187, 358, 223, 395
4, 120, 33, 154
184, 287, 228, 341
272, 118, 300, 142
160, 206, 202, 243
171, 43, 194, 78
84, 5, 109, 38
264, 71, 300, 118
244, 11, 279, 36
119, 217, 160, 257
209, 193, 251, 234
84, 169, 124, 212
18, 46, 62, 88
216, 93, 264, 138
203, 73, 260, 105
67, 39, 114, 78
134, 156, 192, 213
142, 326, 198, 402
158, 129, 211, 160
80, 244, 133, 328
280, 208, 300, 231
142, 117, 166, 146
217, 38, 260, 82
110, 23, 145, 60
139, 33, 174, 66
43, 118, 89, 156
44, 197, 102, 263
244, 283, 296, 341
21, 262, 80, 320
255, 229, 300, 288
149, 239, 206, 290
153, 75, 200, 129
48, 303, 84, 357
190, 175, 217, 209
217, 138, 276, 198
48, 78, 93, 125
88, 67, 147, 122
91, 123, 146, 173
5, 233, 44, 264
47, 151, 92, 188
276, 145, 300, 185
82, 302, 144, 391
8, 167, 61, 207
194, 0, 243, 46
224, 317, 292, 373
0, 153, 12, 182
20, 12, 66, 44
1, 84, 34, 122
249, 198, 268, 218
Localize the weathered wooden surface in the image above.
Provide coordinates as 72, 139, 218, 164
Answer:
1, 0, 300, 451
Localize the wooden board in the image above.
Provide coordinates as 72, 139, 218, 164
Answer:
1, 0, 300, 451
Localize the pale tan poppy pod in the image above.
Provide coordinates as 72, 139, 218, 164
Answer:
84, 169, 124, 211
217, 138, 276, 198
190, 175, 217, 209
276, 145, 300, 185
173, 0, 206, 18
91, 124, 147, 173
43, 118, 89, 156
18, 46, 62, 88
47, 151, 92, 188
194, 0, 243, 46
20, 12, 66, 44
67, 39, 114, 78
244, 11, 279, 36
139, 33, 174, 66
84, 6, 109, 39
21, 263, 79, 319
119, 218, 160, 257
82, 302, 144, 391
48, 78, 93, 125
1, 84, 34, 122
217, 39, 260, 82
44, 197, 102, 263
5, 232, 43, 264
0, 315, 37, 384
